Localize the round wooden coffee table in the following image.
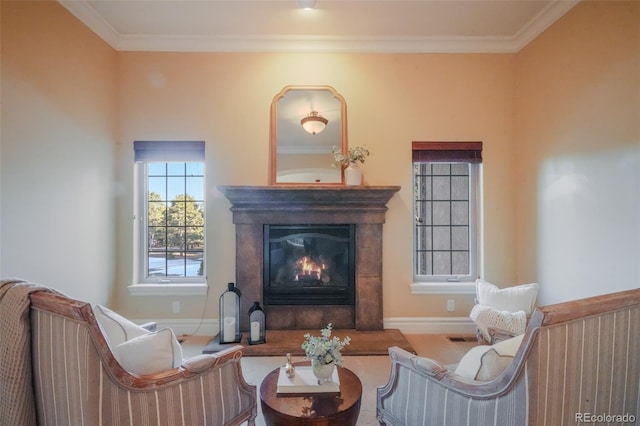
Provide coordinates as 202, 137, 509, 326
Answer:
260, 361, 362, 426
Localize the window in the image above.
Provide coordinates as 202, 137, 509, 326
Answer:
412, 142, 482, 290
133, 141, 206, 288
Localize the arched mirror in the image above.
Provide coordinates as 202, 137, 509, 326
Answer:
270, 85, 348, 185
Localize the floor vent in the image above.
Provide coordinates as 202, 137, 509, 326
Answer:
446, 336, 476, 342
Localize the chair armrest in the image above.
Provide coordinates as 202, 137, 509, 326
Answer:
487, 327, 517, 344
182, 354, 217, 373
181, 345, 244, 374
388, 346, 449, 379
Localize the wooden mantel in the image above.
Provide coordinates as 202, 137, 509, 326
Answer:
217, 185, 401, 224
218, 185, 401, 331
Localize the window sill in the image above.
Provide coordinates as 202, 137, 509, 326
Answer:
128, 283, 208, 296
410, 282, 475, 295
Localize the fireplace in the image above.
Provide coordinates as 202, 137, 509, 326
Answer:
263, 224, 355, 306
218, 185, 400, 331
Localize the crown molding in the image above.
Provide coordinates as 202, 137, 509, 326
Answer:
512, 0, 580, 51
59, 0, 121, 48
113, 34, 522, 54
59, 0, 579, 54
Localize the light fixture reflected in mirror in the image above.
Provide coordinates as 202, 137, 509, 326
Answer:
301, 111, 328, 135
298, 0, 318, 10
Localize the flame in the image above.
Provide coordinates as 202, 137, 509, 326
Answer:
294, 256, 326, 281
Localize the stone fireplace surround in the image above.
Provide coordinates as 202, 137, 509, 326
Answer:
218, 185, 400, 331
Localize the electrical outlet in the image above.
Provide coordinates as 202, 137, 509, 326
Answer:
172, 301, 180, 314
447, 299, 455, 312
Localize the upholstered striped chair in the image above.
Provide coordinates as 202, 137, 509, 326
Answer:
0, 280, 257, 426
377, 288, 640, 426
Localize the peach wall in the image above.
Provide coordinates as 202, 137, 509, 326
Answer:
514, 1, 640, 304
112, 52, 517, 320
0, 1, 117, 303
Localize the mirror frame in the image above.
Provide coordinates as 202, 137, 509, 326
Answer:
269, 85, 348, 185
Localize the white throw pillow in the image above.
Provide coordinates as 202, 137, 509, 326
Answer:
112, 328, 183, 375
470, 304, 527, 343
476, 280, 539, 315
94, 304, 150, 346
455, 334, 524, 381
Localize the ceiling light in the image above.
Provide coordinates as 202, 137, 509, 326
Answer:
298, 0, 318, 10
301, 111, 328, 135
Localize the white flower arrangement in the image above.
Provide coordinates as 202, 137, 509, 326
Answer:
331, 145, 371, 167
301, 323, 351, 369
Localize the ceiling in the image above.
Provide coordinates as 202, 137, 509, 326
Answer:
59, 0, 579, 53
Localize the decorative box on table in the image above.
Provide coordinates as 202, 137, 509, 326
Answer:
276, 366, 340, 397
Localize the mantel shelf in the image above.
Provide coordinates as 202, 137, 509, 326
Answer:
217, 185, 401, 210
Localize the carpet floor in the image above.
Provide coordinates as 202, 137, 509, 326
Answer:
203, 328, 415, 356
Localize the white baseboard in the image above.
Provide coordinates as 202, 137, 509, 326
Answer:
384, 317, 476, 335
135, 317, 475, 336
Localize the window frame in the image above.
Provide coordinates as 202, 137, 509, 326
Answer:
129, 141, 207, 296
411, 141, 482, 295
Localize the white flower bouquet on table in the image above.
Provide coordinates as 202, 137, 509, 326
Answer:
301, 323, 351, 372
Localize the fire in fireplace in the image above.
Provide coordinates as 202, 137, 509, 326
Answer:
263, 224, 355, 306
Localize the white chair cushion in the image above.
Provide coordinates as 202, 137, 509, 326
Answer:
476, 280, 539, 315
455, 334, 524, 381
112, 328, 183, 375
94, 304, 150, 346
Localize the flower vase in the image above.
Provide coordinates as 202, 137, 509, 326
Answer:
344, 162, 362, 186
312, 360, 335, 384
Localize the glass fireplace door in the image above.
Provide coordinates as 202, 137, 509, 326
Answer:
263, 225, 355, 306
